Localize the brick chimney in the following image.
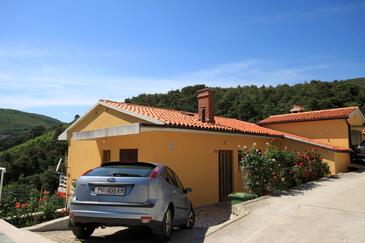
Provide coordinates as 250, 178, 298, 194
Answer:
197, 88, 215, 123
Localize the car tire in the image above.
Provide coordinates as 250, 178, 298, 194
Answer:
155, 206, 173, 242
181, 207, 195, 229
71, 224, 95, 239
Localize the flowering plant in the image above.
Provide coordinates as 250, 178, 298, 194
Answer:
240, 144, 329, 196
0, 185, 67, 227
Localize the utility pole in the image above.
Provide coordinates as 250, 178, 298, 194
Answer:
0, 167, 6, 204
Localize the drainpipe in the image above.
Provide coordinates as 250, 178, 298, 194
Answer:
0, 167, 6, 204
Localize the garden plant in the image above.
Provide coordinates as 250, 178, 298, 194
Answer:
240, 143, 330, 196
0, 184, 67, 227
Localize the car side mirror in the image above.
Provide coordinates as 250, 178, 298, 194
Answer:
184, 187, 192, 193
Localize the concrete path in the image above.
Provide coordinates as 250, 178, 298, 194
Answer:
0, 219, 53, 243
206, 170, 365, 243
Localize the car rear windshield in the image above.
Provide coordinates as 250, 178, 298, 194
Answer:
85, 164, 155, 177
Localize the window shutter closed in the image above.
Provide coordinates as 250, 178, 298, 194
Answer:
102, 150, 111, 163
120, 149, 138, 162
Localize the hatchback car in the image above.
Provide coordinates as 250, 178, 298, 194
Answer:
69, 162, 195, 241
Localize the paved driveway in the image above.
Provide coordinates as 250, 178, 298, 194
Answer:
39, 170, 365, 243
207, 170, 365, 243
38, 202, 244, 242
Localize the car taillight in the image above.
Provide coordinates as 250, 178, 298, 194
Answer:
81, 168, 94, 176
141, 216, 153, 223
149, 167, 160, 179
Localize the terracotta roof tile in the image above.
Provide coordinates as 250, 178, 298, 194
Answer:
100, 100, 351, 152
259, 107, 358, 125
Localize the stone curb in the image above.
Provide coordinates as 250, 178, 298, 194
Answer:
203, 196, 272, 236
24, 216, 69, 232
205, 209, 249, 236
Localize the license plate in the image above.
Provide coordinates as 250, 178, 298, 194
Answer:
95, 186, 125, 195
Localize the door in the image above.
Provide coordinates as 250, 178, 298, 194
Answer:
218, 150, 233, 201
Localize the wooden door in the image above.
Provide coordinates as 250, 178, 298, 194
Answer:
218, 150, 233, 201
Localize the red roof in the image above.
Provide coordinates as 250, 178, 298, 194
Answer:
100, 100, 351, 152
259, 107, 358, 125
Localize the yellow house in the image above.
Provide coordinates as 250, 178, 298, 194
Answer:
59, 90, 359, 207
259, 106, 365, 150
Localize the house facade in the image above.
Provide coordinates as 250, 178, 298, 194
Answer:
59, 89, 361, 207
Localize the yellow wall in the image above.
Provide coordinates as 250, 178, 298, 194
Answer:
334, 152, 351, 174
264, 119, 350, 148
65, 107, 351, 206
68, 130, 272, 206
70, 105, 147, 134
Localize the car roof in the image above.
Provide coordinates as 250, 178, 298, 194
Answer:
101, 161, 161, 167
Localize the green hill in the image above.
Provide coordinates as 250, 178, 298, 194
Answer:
125, 78, 365, 123
0, 125, 67, 192
0, 109, 62, 151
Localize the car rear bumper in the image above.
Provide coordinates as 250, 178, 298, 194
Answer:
69, 215, 163, 231
69, 199, 166, 229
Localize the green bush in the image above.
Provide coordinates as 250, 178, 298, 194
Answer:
265, 145, 296, 192
240, 144, 330, 196
240, 145, 269, 196
291, 150, 330, 186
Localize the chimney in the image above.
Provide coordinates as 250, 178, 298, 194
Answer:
197, 88, 215, 123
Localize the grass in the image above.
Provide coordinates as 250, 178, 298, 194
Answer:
228, 192, 258, 205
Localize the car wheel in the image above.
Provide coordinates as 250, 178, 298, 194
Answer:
155, 206, 173, 242
72, 224, 95, 239
182, 207, 195, 229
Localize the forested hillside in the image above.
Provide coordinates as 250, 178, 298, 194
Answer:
0, 125, 67, 192
0, 109, 62, 151
126, 78, 365, 122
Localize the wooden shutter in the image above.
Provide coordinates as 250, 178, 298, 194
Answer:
102, 150, 111, 163
119, 149, 138, 162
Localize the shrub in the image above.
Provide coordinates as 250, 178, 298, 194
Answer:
0, 184, 66, 227
291, 150, 330, 186
240, 144, 269, 195
265, 145, 296, 192
240, 144, 330, 196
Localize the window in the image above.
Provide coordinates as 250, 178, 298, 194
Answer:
85, 164, 155, 177
171, 170, 185, 191
164, 167, 184, 191
119, 149, 138, 162
102, 150, 111, 163
163, 168, 175, 186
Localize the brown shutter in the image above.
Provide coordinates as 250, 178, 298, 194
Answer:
119, 149, 138, 162
102, 150, 111, 163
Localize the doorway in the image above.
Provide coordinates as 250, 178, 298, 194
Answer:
218, 150, 233, 201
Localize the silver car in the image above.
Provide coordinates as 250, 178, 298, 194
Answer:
69, 162, 195, 241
